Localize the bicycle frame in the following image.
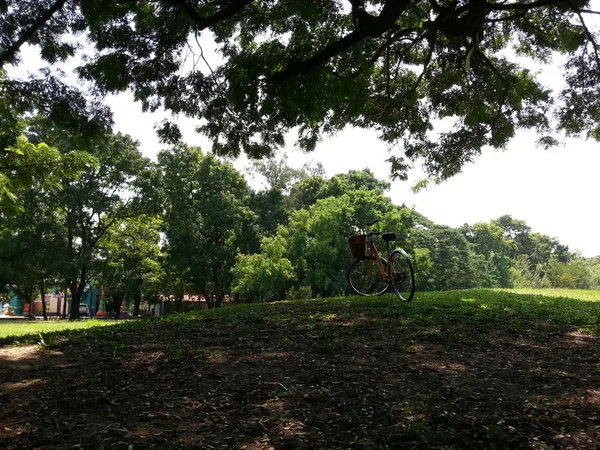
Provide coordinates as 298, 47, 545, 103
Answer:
366, 234, 392, 283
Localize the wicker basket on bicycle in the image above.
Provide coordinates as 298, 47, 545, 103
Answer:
347, 234, 367, 259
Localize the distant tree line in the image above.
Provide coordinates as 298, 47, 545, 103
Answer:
1, 127, 599, 318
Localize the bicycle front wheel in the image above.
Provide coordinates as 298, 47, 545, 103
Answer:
389, 249, 415, 302
347, 256, 389, 296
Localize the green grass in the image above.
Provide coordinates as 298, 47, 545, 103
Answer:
0, 319, 121, 344
1, 288, 599, 347
196, 287, 600, 330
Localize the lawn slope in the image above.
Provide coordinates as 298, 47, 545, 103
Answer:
1, 289, 599, 449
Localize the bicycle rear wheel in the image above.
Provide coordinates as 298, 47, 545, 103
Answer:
389, 249, 415, 302
347, 256, 389, 296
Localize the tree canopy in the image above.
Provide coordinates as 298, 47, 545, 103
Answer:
2, 0, 599, 179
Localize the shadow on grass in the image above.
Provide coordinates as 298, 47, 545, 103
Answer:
0, 289, 599, 449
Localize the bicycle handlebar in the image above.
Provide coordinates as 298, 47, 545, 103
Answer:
366, 219, 379, 227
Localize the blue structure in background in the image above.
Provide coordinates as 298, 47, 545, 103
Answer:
8, 293, 23, 315
81, 286, 104, 316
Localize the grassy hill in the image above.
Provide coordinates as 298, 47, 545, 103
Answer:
1, 289, 599, 449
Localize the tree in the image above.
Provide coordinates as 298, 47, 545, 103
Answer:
246, 189, 288, 242
0, 66, 111, 153
232, 228, 296, 302
411, 225, 481, 291
0, 133, 94, 319
287, 169, 390, 211
493, 215, 574, 284
2, 1, 599, 180
96, 214, 163, 317
493, 215, 534, 259
26, 128, 152, 319
287, 176, 329, 212
462, 221, 516, 287
546, 258, 591, 289
585, 256, 600, 289
285, 186, 413, 297
0, 190, 54, 318
247, 152, 305, 193
159, 145, 253, 307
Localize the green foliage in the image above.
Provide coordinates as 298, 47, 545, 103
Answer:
247, 152, 307, 192
546, 258, 592, 289
0, 66, 111, 152
511, 255, 551, 289
287, 285, 313, 300
282, 185, 415, 297
232, 229, 296, 302
588, 259, 600, 290
96, 214, 163, 313
2, 132, 595, 313
0, 135, 96, 211
287, 169, 389, 211
462, 222, 516, 287
411, 225, 480, 291
159, 145, 253, 306
4, 1, 599, 179
411, 247, 433, 289
287, 196, 356, 297
0, 125, 151, 318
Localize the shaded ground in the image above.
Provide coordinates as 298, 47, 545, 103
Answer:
1, 290, 600, 449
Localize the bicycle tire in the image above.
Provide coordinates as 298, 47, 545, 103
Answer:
347, 256, 389, 296
389, 249, 415, 302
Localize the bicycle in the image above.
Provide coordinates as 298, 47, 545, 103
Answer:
347, 219, 415, 302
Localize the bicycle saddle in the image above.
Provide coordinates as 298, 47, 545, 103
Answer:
382, 232, 396, 242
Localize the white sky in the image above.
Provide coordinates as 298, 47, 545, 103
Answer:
10, 16, 600, 258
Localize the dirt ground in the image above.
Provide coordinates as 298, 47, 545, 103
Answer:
1, 311, 600, 449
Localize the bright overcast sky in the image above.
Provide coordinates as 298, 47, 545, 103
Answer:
11, 21, 600, 258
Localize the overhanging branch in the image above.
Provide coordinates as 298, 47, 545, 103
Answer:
0, 0, 68, 68
271, 30, 367, 81
163, 0, 253, 31
272, 0, 413, 81
485, 0, 571, 11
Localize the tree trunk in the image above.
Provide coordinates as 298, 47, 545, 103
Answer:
206, 266, 222, 309
40, 278, 48, 321
113, 294, 123, 321
62, 290, 67, 319
68, 268, 87, 321
213, 269, 223, 308
26, 289, 35, 320
132, 278, 142, 317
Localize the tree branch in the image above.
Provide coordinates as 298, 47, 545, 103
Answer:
272, 30, 367, 81
573, 7, 600, 64
0, 0, 68, 68
163, 0, 253, 31
369, 28, 420, 64
412, 35, 437, 92
92, 201, 131, 248
485, 0, 571, 11
272, 0, 413, 81
472, 51, 510, 137
484, 11, 528, 22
